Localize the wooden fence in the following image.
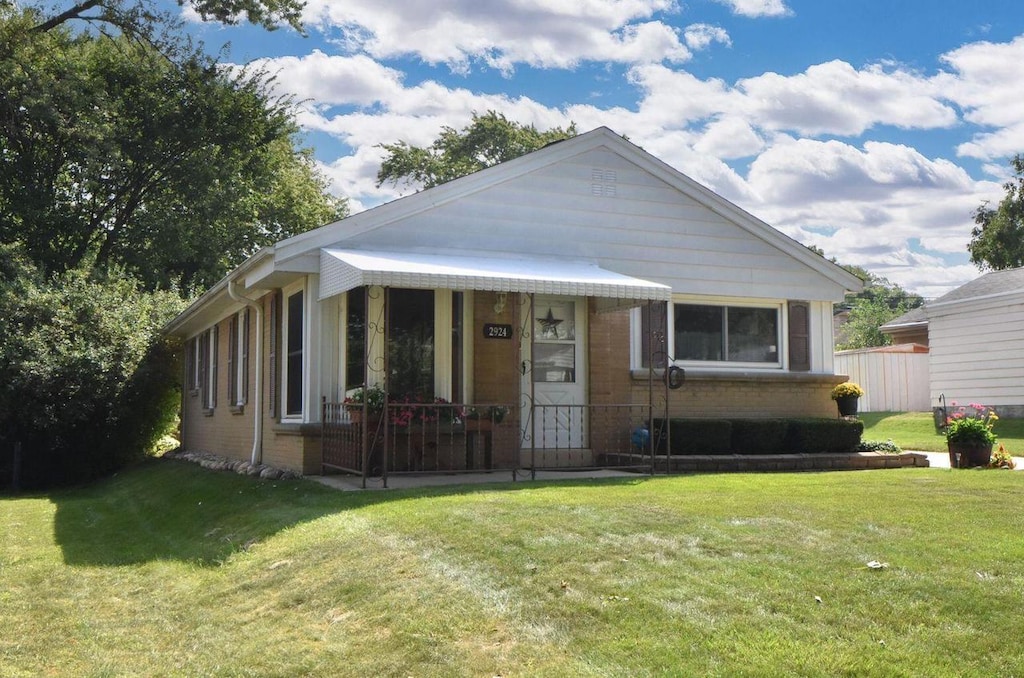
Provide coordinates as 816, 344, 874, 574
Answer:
833, 345, 930, 412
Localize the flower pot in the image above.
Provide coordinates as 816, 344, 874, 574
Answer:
947, 442, 993, 468
836, 395, 859, 417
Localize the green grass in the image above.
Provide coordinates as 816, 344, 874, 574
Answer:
3, 459, 1024, 676
861, 411, 1024, 454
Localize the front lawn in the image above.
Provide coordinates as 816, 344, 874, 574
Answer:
861, 411, 1024, 454
3, 459, 1023, 676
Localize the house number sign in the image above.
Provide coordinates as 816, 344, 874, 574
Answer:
483, 323, 513, 339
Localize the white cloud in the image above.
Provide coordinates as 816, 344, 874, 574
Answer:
736, 61, 957, 136
712, 0, 791, 18
693, 116, 763, 159
683, 23, 731, 50
247, 51, 405, 107
936, 35, 1024, 160
300, 0, 689, 72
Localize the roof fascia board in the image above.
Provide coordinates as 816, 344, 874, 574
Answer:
163, 247, 274, 336
928, 289, 1024, 315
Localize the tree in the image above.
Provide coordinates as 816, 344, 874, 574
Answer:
808, 248, 925, 350
376, 111, 578, 190
836, 272, 924, 350
28, 0, 306, 38
1, 8, 346, 291
0, 243, 184, 489
968, 154, 1024, 271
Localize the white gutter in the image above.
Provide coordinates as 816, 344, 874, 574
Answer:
228, 280, 264, 465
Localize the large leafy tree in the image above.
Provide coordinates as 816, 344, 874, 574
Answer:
377, 111, 578, 190
1, 7, 345, 291
29, 0, 306, 38
968, 154, 1024, 271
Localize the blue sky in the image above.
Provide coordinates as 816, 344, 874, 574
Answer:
180, 0, 1024, 297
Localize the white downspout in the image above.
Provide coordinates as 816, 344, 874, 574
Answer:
228, 280, 264, 465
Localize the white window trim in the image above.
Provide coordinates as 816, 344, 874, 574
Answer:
349, 287, 466, 402
281, 280, 306, 421
230, 310, 249, 408
190, 335, 201, 393
631, 296, 788, 371
204, 325, 217, 410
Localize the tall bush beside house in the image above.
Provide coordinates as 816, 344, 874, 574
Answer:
0, 244, 184, 489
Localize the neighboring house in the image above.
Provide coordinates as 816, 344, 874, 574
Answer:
164, 127, 863, 477
879, 306, 929, 346
926, 267, 1024, 418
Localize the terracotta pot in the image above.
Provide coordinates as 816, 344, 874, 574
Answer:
947, 442, 993, 468
836, 395, 859, 417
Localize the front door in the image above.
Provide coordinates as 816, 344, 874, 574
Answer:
521, 296, 587, 457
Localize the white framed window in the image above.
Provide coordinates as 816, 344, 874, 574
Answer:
227, 310, 249, 409
187, 336, 201, 394
673, 302, 781, 366
632, 298, 789, 370
282, 282, 305, 419
199, 325, 218, 410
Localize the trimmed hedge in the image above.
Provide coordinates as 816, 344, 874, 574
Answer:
652, 417, 863, 456
730, 419, 791, 455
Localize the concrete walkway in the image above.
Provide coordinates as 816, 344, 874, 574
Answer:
311, 468, 639, 491
309, 451, 1024, 491
914, 450, 1024, 470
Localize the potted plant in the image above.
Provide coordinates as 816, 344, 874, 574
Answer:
831, 381, 864, 417
945, 403, 997, 468
464, 405, 509, 430
344, 385, 386, 422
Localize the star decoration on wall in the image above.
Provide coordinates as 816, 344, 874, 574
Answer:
537, 308, 563, 338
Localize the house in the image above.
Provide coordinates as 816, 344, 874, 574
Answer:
163, 127, 863, 478
879, 306, 929, 346
923, 267, 1024, 419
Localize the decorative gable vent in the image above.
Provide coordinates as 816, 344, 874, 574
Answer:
591, 168, 617, 197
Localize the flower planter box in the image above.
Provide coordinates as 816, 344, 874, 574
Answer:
836, 395, 859, 417
947, 442, 992, 468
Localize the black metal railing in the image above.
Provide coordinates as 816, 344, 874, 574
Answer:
324, 400, 660, 481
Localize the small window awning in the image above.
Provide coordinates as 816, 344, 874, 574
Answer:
319, 248, 672, 304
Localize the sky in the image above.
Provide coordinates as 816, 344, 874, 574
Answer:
179, 0, 1024, 298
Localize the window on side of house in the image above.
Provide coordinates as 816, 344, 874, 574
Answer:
673, 303, 780, 366
284, 287, 305, 418
200, 324, 218, 410
187, 336, 201, 394
227, 310, 250, 409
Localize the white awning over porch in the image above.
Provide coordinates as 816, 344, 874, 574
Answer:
319, 248, 672, 303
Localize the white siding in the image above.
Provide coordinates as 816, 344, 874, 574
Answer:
929, 298, 1024, 407
834, 351, 930, 412
343, 148, 848, 303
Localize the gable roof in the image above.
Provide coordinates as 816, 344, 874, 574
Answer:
166, 126, 863, 337
271, 127, 862, 294
930, 267, 1024, 307
879, 305, 928, 331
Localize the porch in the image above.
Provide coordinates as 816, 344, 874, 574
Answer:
322, 400, 666, 488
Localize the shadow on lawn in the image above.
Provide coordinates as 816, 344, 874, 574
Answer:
51, 457, 643, 567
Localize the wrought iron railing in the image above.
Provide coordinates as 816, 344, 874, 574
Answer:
323, 400, 662, 484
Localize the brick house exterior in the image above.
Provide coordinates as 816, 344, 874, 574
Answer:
166, 128, 860, 475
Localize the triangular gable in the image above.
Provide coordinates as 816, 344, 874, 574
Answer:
272, 128, 862, 299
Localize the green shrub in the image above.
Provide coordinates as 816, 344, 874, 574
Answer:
730, 419, 790, 455
661, 419, 732, 455
0, 244, 184, 489
784, 418, 863, 454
